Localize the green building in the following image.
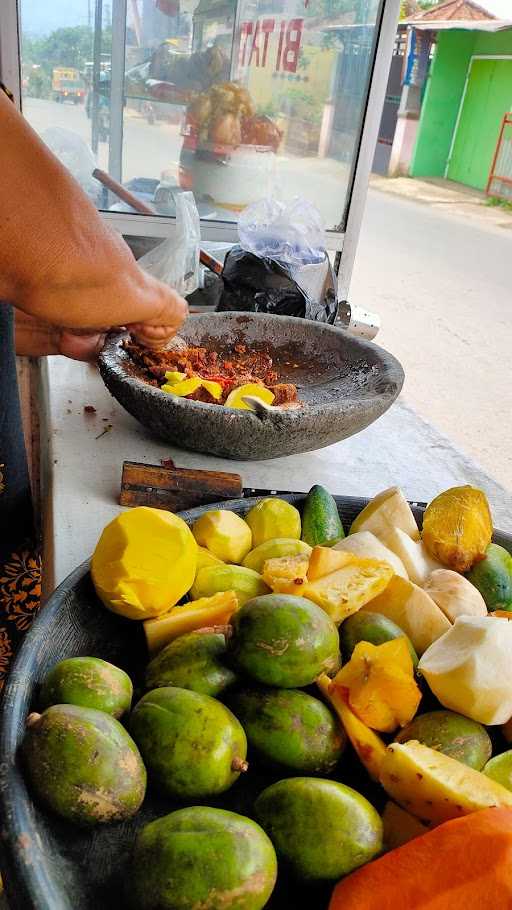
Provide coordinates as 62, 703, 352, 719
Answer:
408, 3, 512, 191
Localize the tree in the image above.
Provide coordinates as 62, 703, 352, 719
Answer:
22, 25, 113, 79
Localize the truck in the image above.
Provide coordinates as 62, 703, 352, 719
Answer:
51, 68, 86, 104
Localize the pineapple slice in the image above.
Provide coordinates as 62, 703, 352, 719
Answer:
262, 555, 309, 595
368, 575, 450, 655
380, 740, 512, 825
317, 673, 387, 782
303, 557, 393, 623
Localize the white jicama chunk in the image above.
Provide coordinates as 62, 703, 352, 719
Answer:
368, 575, 451, 655
424, 569, 487, 623
351, 487, 420, 547
385, 527, 443, 586
334, 531, 408, 579
418, 615, 512, 725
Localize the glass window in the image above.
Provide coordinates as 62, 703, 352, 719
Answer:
19, 0, 383, 233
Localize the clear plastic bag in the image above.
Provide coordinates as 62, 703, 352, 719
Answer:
238, 196, 326, 267
137, 192, 200, 297
41, 127, 101, 204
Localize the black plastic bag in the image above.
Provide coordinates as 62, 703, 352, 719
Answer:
217, 246, 338, 323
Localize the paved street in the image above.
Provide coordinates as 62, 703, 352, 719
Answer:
351, 190, 512, 491
23, 97, 512, 491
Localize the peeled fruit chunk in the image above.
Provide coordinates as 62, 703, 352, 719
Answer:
40, 657, 133, 718
418, 615, 512, 725
144, 591, 239, 655
308, 545, 354, 581
145, 630, 237, 697
245, 498, 301, 547
340, 610, 418, 667
424, 568, 487, 622
262, 555, 309, 594
243, 538, 311, 574
395, 710, 491, 770
164, 370, 186, 383
379, 740, 512, 824
334, 531, 408, 579
385, 527, 442, 586
229, 594, 340, 688
91, 507, 197, 620
129, 687, 247, 799
22, 705, 146, 825
190, 565, 269, 606
255, 777, 382, 880
225, 383, 275, 410
317, 673, 387, 782
466, 542, 512, 611
192, 509, 252, 564
422, 485, 492, 572
228, 687, 345, 774
368, 575, 450, 655
382, 801, 430, 850
350, 487, 420, 547
484, 751, 512, 792
301, 485, 345, 547
161, 377, 202, 397
302, 556, 393, 623
328, 808, 512, 910
195, 546, 224, 573
332, 639, 421, 733
129, 806, 277, 910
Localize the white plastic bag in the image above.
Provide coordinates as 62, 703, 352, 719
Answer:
238, 196, 326, 267
138, 192, 200, 297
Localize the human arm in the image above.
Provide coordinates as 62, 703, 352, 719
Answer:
0, 91, 187, 347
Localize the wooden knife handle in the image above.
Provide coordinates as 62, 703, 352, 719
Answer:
120, 461, 243, 512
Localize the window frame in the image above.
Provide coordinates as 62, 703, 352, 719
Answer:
1, 0, 400, 300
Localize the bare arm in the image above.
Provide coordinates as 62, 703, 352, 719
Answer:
0, 91, 187, 348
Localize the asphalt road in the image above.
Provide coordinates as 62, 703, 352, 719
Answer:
351, 190, 512, 491
23, 98, 512, 490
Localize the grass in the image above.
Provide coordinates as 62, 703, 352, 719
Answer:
486, 195, 512, 212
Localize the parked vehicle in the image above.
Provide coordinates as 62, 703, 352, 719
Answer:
52, 68, 85, 104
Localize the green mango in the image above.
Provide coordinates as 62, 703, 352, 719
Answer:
340, 611, 419, 668
22, 705, 146, 826
228, 687, 345, 774
301, 485, 345, 547
467, 542, 512, 611
229, 594, 340, 688
243, 538, 312, 574
395, 710, 492, 770
483, 750, 512, 792
255, 777, 382, 880
129, 806, 277, 910
145, 630, 237, 697
40, 656, 133, 718
129, 687, 247, 799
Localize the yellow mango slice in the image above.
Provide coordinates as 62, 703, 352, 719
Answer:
368, 575, 450, 655
161, 378, 203, 396
91, 507, 197, 620
164, 371, 186, 383
195, 546, 224, 574
307, 547, 354, 581
225, 384, 275, 410
380, 740, 512, 825
332, 639, 421, 733
144, 591, 238, 655
302, 557, 393, 623
192, 510, 252, 564
422, 485, 492, 572
200, 379, 222, 400
317, 673, 387, 781
262, 555, 310, 595
382, 801, 430, 851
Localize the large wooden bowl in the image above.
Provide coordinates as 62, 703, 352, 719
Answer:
98, 313, 404, 460
2, 496, 508, 910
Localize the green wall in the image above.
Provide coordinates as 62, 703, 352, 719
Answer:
411, 30, 474, 177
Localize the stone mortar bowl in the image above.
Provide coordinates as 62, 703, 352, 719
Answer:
98, 312, 404, 460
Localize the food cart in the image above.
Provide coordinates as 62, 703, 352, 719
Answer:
3, 1, 512, 908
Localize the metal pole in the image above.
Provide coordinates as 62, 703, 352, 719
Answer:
91, 0, 103, 155
108, 0, 127, 183
0, 0, 22, 108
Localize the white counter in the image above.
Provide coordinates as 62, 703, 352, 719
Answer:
40, 356, 512, 595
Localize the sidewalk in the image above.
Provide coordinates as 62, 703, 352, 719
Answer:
369, 174, 512, 231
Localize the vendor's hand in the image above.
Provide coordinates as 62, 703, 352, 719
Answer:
14, 311, 106, 361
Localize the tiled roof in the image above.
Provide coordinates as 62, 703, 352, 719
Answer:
409, 0, 497, 21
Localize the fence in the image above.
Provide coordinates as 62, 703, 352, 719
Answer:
487, 112, 512, 201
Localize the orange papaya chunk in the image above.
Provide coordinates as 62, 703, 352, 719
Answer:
307, 546, 353, 581
317, 673, 387, 781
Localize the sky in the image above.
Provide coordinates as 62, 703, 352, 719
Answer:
482, 0, 512, 17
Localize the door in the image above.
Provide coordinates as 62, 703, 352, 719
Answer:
448, 58, 512, 191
